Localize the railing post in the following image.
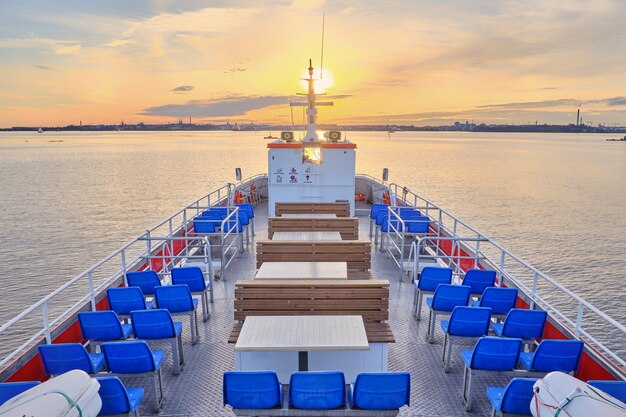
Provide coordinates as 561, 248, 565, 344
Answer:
498, 250, 505, 287
168, 218, 174, 269
530, 271, 538, 309
575, 302, 584, 339
87, 271, 96, 311
42, 301, 51, 344
474, 235, 481, 269
121, 249, 128, 286
145, 230, 152, 270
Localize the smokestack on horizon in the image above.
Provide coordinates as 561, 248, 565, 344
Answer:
577, 109, 580, 126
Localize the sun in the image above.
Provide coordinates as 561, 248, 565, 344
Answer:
300, 68, 334, 93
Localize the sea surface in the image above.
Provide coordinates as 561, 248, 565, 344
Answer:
0, 131, 625, 357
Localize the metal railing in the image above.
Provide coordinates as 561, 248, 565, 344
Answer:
383, 182, 626, 374
0, 174, 268, 372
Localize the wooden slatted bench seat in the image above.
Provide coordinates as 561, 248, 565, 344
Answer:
276, 202, 350, 217
229, 280, 394, 344
256, 241, 371, 271
268, 217, 359, 240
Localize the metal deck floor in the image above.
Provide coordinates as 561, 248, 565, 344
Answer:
125, 202, 509, 416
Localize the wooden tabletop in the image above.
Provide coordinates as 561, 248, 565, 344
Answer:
280, 213, 338, 218
272, 231, 342, 241
255, 261, 347, 280
234, 315, 369, 352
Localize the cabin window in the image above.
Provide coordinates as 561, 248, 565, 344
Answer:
302, 143, 322, 164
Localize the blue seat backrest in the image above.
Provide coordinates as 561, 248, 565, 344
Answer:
130, 309, 176, 339
102, 341, 156, 373
417, 267, 453, 291
0, 381, 40, 406
97, 376, 131, 415
38, 343, 92, 375
588, 381, 626, 404
398, 208, 421, 219
501, 378, 539, 415
470, 337, 522, 370
155, 285, 194, 312
194, 218, 217, 233
107, 287, 148, 315
502, 309, 547, 339
171, 266, 206, 292
201, 210, 223, 219
352, 373, 410, 410
462, 269, 497, 295
236, 203, 254, 218
431, 284, 471, 311
210, 207, 229, 217
381, 214, 402, 232
448, 306, 491, 337
370, 204, 388, 219
289, 372, 345, 410
126, 270, 161, 296
531, 340, 584, 372
223, 371, 282, 409
406, 216, 429, 233
78, 311, 123, 341
375, 210, 387, 226
236, 209, 250, 225
479, 287, 518, 315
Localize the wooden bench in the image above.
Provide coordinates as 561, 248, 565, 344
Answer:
256, 241, 371, 271
229, 280, 394, 344
268, 217, 359, 240
276, 202, 350, 217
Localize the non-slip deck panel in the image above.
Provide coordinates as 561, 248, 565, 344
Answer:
268, 218, 359, 240
275, 202, 351, 217
256, 241, 371, 270
232, 279, 394, 343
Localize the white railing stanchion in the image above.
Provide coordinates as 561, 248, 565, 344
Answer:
531, 271, 538, 309
120, 249, 127, 285
87, 271, 96, 311
42, 301, 51, 344
576, 303, 584, 339
498, 251, 505, 287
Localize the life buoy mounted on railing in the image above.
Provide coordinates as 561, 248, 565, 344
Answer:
234, 190, 244, 204
355, 193, 366, 202
382, 191, 391, 205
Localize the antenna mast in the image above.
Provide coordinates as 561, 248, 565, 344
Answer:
320, 12, 325, 79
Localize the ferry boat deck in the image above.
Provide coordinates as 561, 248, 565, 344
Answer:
109, 200, 510, 417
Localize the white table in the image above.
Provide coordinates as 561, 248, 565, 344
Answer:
272, 231, 342, 241
280, 213, 337, 218
255, 261, 347, 280
235, 315, 386, 381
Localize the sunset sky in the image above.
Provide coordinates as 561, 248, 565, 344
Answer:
1, 0, 626, 127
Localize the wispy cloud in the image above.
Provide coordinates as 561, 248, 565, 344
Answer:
172, 85, 194, 93
0, 37, 81, 55
139, 95, 289, 118
34, 64, 52, 70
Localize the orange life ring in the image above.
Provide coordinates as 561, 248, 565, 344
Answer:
382, 191, 391, 205
234, 190, 245, 204
248, 183, 257, 203
355, 193, 366, 201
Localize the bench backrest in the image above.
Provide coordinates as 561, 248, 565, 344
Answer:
256, 241, 371, 270
275, 202, 350, 217
268, 218, 359, 240
234, 280, 389, 323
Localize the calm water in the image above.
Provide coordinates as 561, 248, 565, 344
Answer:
0, 131, 625, 343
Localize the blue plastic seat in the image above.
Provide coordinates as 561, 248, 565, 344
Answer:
461, 337, 523, 411
289, 372, 345, 410
486, 378, 539, 416
405, 215, 430, 234
96, 376, 144, 416
440, 306, 492, 372
413, 267, 453, 320
194, 217, 218, 234
397, 207, 421, 219
107, 287, 152, 318
350, 373, 410, 410
518, 339, 584, 373
462, 269, 497, 296
472, 287, 518, 317
130, 309, 185, 375
493, 309, 547, 342
102, 341, 164, 412
126, 270, 162, 296
171, 266, 212, 321
154, 285, 200, 344
0, 381, 40, 406
38, 343, 105, 376
78, 310, 132, 344
223, 371, 283, 409
587, 380, 626, 404
201, 210, 225, 219
425, 284, 471, 343
237, 203, 256, 237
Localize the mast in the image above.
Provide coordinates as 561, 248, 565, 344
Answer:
291, 59, 333, 142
